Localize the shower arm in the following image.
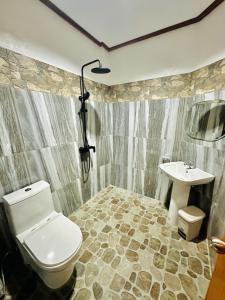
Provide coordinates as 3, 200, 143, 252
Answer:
80, 59, 101, 101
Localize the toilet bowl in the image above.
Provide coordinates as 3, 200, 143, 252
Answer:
17, 212, 82, 289
3, 181, 83, 289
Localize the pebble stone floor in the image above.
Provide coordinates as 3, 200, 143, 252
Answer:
69, 185, 211, 300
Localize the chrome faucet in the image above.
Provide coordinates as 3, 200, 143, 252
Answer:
184, 161, 195, 170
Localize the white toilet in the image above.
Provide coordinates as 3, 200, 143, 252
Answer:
2, 180, 83, 289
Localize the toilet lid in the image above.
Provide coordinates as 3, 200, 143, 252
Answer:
24, 214, 82, 267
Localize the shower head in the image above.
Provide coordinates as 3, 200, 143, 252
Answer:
91, 66, 111, 74
80, 59, 111, 101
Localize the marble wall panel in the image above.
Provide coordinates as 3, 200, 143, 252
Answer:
25, 150, 49, 184
111, 98, 183, 198
0, 152, 31, 195
0, 86, 113, 224
0, 87, 25, 156
110, 92, 225, 240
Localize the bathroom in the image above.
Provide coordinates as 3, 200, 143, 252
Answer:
0, 0, 225, 299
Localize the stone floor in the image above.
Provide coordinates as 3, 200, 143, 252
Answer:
69, 185, 211, 300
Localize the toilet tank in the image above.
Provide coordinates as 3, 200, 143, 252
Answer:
3, 181, 55, 236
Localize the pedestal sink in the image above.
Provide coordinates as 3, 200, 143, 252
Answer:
159, 161, 215, 225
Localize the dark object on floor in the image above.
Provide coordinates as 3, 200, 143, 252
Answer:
2, 251, 76, 300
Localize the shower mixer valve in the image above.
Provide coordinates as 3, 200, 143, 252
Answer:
79, 145, 95, 153
79, 146, 95, 162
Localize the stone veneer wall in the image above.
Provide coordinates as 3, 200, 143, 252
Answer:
0, 47, 110, 101
0, 46, 225, 243
109, 59, 225, 102
1, 47, 225, 102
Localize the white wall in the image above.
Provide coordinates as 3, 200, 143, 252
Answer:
0, 0, 225, 85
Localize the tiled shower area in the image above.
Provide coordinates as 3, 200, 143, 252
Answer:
0, 48, 225, 300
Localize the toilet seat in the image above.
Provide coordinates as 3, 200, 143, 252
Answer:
20, 213, 82, 270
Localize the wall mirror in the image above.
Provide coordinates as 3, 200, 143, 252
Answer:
186, 100, 225, 142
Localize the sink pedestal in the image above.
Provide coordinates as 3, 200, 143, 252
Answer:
167, 182, 190, 226
159, 161, 214, 226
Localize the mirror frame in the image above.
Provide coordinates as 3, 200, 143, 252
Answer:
185, 99, 225, 142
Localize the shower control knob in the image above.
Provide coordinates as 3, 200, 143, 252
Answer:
89, 146, 95, 153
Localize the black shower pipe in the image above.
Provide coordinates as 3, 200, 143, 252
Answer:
79, 59, 101, 102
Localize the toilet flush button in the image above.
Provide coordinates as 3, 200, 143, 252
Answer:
25, 188, 32, 192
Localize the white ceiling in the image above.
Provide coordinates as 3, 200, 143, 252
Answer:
51, 0, 214, 47
1, 0, 225, 85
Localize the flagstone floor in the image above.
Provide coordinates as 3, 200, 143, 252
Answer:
69, 185, 211, 300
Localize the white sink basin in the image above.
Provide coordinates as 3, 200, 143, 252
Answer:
159, 161, 215, 226
159, 161, 215, 185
